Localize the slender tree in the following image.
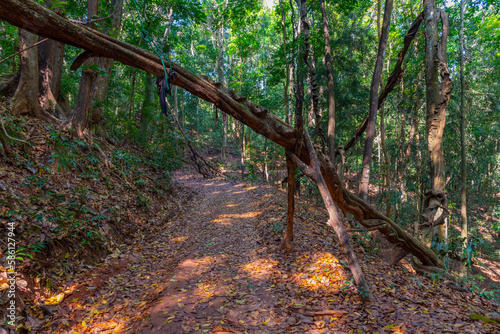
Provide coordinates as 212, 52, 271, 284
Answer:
459, 0, 468, 277
320, 0, 336, 164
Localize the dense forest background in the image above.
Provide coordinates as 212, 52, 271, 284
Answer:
0, 0, 499, 331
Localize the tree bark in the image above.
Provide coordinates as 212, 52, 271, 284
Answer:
341, 11, 423, 155
307, 54, 324, 146
459, 0, 468, 278
424, 2, 452, 241
37, 1, 65, 118
218, 27, 228, 161
0, 0, 445, 269
72, 0, 99, 138
358, 0, 394, 201
281, 0, 309, 249
320, 0, 336, 164
12, 29, 56, 122
91, 0, 124, 130
280, 154, 296, 252
280, 0, 292, 125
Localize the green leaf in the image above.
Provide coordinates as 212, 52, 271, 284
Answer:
469, 314, 500, 324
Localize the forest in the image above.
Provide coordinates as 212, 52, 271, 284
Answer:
0, 0, 499, 333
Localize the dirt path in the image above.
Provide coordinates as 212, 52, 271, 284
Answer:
131, 170, 276, 333
47, 169, 499, 334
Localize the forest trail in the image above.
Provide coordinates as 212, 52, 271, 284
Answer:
46, 169, 499, 334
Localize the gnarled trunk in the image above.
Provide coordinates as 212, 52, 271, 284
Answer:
424, 2, 452, 241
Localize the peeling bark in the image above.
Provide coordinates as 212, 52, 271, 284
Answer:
424, 2, 452, 241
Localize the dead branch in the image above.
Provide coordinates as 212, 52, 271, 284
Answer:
0, 38, 48, 65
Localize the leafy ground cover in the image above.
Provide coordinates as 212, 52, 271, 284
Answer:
0, 114, 499, 334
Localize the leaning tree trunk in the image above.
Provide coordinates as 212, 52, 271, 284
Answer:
358, 0, 394, 201
0, 0, 446, 270
340, 11, 424, 155
288, 131, 373, 302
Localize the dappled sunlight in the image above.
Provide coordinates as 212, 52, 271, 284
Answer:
241, 257, 278, 279
290, 252, 348, 292
169, 236, 188, 243
193, 282, 220, 302
211, 211, 262, 226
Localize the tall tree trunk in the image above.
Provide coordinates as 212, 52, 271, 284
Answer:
320, 0, 336, 164
72, 0, 99, 138
38, 37, 66, 117
216, 24, 228, 161
37, 1, 66, 119
128, 68, 138, 132
380, 105, 391, 218
424, 1, 452, 241
459, 0, 468, 278
280, 0, 308, 252
140, 73, 155, 134
358, 0, 394, 201
12, 29, 39, 117
294, 0, 309, 143
307, 53, 324, 146
240, 124, 245, 176
281, 154, 296, 251
280, 0, 291, 125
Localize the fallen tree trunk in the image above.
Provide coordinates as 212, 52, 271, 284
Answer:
0, 0, 444, 269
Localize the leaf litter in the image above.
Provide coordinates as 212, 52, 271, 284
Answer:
19, 168, 500, 333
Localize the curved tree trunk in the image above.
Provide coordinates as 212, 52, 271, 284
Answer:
289, 131, 373, 302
